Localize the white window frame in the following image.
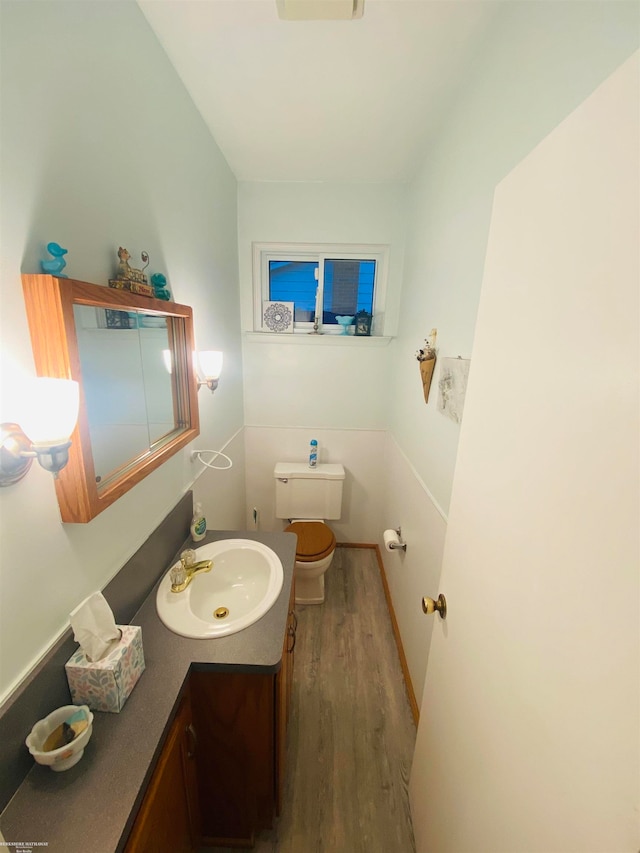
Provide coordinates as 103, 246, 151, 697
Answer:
252, 242, 389, 335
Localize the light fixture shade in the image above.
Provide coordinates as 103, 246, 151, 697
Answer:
198, 351, 223, 380
20, 378, 79, 447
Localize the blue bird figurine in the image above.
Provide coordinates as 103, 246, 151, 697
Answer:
41, 242, 68, 277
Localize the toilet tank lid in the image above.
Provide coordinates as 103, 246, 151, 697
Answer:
274, 462, 345, 480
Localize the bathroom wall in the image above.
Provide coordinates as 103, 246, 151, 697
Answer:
197, 2, 639, 742
0, 1, 245, 703
238, 181, 407, 431
235, 1, 639, 705
244, 426, 386, 543
238, 181, 408, 336
388, 0, 640, 516
380, 0, 639, 699
379, 436, 447, 708
237, 183, 405, 577
192, 428, 247, 532
410, 51, 639, 852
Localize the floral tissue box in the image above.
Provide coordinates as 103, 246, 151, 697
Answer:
65, 625, 145, 713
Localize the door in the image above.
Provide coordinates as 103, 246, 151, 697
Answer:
409, 54, 639, 853
124, 694, 200, 853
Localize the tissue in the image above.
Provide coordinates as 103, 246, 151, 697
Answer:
66, 625, 145, 713
383, 529, 401, 551
70, 592, 121, 662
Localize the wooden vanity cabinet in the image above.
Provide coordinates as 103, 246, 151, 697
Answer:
125, 582, 296, 850
191, 580, 297, 847
277, 587, 297, 815
124, 691, 201, 853
190, 670, 274, 845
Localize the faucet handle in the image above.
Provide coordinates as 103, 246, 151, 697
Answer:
180, 549, 197, 568
170, 562, 187, 587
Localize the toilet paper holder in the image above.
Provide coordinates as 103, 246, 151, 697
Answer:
385, 527, 407, 551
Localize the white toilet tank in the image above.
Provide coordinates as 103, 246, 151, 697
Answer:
274, 462, 345, 520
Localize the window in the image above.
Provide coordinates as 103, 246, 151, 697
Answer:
253, 243, 389, 334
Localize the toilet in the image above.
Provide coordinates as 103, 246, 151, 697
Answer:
274, 461, 345, 605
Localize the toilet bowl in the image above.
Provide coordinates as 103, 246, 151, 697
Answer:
275, 461, 345, 605
285, 519, 336, 604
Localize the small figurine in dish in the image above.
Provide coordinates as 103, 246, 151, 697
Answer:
26, 705, 94, 772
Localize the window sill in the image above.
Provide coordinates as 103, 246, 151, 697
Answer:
244, 332, 392, 346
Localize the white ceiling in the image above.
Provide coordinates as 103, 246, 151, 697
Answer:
138, 0, 498, 183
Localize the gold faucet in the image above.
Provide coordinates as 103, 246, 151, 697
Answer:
169, 554, 213, 593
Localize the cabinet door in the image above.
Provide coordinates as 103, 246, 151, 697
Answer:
276, 581, 296, 816
124, 695, 200, 853
190, 671, 274, 845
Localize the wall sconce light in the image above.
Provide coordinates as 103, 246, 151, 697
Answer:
0, 378, 80, 486
196, 351, 223, 393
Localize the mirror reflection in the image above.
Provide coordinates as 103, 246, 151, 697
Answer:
74, 305, 177, 485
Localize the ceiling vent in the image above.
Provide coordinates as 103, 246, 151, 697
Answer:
276, 0, 364, 21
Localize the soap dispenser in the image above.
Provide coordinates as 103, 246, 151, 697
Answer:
191, 502, 206, 542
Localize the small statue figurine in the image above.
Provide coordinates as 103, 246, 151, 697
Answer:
40, 242, 68, 277
116, 247, 149, 284
150, 272, 171, 301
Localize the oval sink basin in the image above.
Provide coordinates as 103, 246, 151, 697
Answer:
156, 539, 284, 639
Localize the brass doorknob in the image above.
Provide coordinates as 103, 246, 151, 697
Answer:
422, 594, 447, 620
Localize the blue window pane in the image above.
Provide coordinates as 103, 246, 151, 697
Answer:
269, 258, 375, 326
269, 261, 318, 322
323, 260, 375, 324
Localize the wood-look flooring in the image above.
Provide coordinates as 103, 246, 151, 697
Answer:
204, 546, 417, 853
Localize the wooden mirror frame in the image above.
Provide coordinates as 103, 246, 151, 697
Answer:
21, 274, 200, 523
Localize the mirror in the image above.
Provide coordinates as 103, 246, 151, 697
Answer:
21, 274, 200, 523
73, 306, 176, 485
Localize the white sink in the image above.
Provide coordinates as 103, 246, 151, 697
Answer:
156, 539, 284, 639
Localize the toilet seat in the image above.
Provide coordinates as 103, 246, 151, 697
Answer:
285, 521, 336, 562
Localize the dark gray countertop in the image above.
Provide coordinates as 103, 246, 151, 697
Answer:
1, 530, 296, 853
